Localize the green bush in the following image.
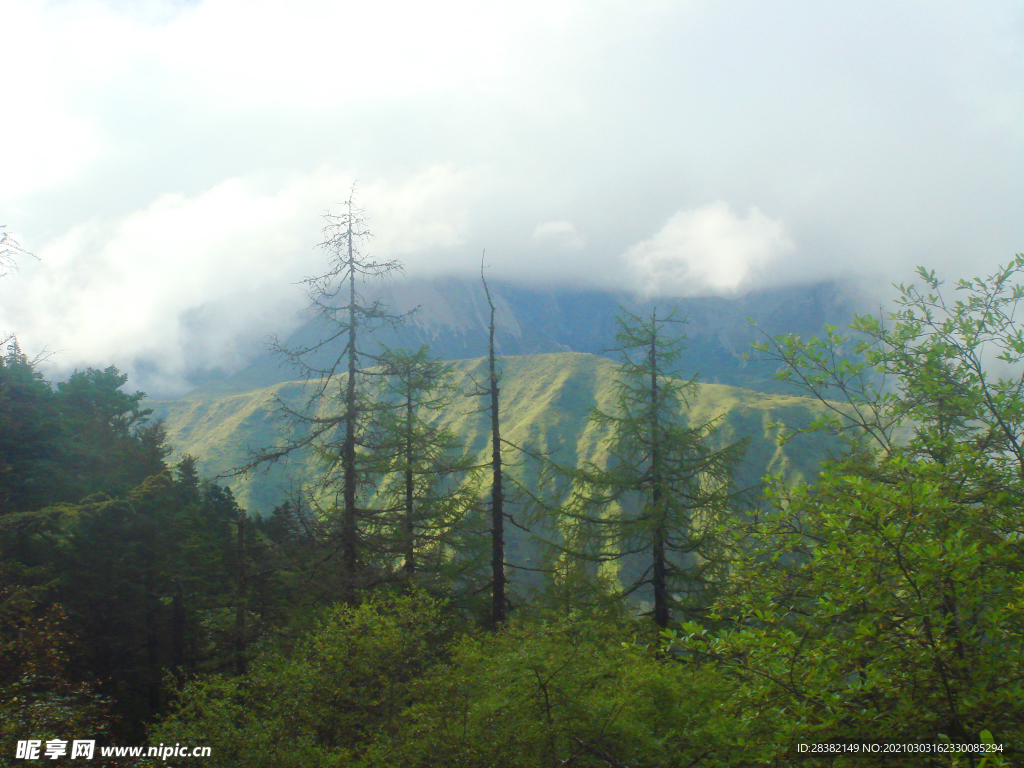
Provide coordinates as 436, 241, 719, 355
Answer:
150, 592, 449, 767
362, 616, 740, 768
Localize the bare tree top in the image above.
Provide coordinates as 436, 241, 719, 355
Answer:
0, 225, 34, 278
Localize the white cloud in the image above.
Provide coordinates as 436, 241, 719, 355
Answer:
3, 165, 473, 394
154, 1, 520, 109
622, 203, 794, 297
0, 3, 111, 201
532, 220, 585, 251
358, 166, 474, 261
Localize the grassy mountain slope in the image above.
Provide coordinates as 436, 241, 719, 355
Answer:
151, 352, 842, 514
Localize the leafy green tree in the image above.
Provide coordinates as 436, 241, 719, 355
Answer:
153, 598, 745, 768
670, 259, 1024, 762
559, 309, 745, 627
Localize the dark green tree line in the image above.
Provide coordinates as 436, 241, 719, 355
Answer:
0, 348, 284, 743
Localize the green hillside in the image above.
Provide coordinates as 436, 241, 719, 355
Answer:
150, 352, 842, 514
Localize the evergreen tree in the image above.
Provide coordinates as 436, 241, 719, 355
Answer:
0, 357, 267, 739
560, 308, 744, 627
179, 481, 281, 681
55, 365, 168, 500
368, 345, 479, 590
175, 454, 202, 506
0, 340, 60, 514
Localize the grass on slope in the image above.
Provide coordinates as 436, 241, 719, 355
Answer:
150, 352, 843, 515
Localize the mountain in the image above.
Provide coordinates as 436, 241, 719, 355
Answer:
151, 352, 844, 515
183, 276, 862, 397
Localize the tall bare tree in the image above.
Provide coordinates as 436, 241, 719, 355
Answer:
476, 256, 507, 628
241, 191, 406, 599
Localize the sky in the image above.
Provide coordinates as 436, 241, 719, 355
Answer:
2, 0, 1024, 395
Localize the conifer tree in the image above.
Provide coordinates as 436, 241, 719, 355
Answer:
369, 345, 477, 587
233, 509, 248, 675
561, 308, 744, 627
56, 366, 167, 497
0, 340, 59, 514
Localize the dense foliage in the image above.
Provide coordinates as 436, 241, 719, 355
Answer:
668, 260, 1024, 764
0, 354, 285, 754
2, 257, 1023, 767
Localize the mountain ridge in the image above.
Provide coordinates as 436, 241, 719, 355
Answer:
151, 352, 843, 515
177, 275, 862, 399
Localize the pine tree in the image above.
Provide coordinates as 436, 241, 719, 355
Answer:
561, 308, 744, 627
55, 365, 167, 499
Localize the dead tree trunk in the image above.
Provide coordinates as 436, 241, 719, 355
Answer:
481, 257, 506, 628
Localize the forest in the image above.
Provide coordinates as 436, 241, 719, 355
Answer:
1, 207, 1021, 768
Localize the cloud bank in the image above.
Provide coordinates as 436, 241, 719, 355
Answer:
2, 0, 1024, 393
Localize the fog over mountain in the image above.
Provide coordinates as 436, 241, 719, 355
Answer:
185, 276, 863, 399
2, 1, 1023, 395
